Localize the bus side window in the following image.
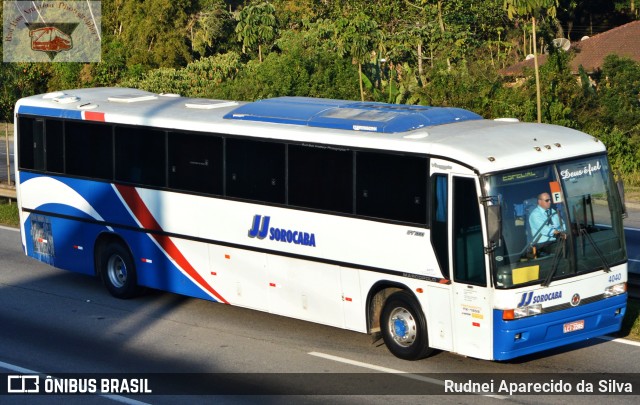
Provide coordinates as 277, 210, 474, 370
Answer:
18, 117, 45, 171
431, 174, 449, 278
168, 132, 223, 195
226, 138, 285, 204
65, 121, 113, 181
115, 127, 166, 187
288, 144, 353, 213
356, 152, 427, 224
45, 120, 64, 174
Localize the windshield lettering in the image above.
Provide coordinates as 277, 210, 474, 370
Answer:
560, 161, 602, 180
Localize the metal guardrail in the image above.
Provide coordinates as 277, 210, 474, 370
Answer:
0, 186, 16, 199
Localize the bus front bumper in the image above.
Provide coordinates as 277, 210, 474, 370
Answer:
493, 293, 627, 361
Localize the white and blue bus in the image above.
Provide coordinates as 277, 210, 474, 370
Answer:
14, 88, 627, 361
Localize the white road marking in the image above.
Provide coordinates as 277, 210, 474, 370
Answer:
308, 351, 508, 399
597, 336, 640, 347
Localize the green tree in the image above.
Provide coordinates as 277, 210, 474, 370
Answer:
215, 29, 359, 101
235, 1, 277, 63
114, 0, 195, 68
334, 14, 383, 101
188, 0, 234, 57
122, 51, 243, 97
598, 55, 640, 134
270, 0, 327, 29
504, 0, 559, 123
0, 63, 50, 121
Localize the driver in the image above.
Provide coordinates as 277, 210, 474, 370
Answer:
528, 192, 565, 245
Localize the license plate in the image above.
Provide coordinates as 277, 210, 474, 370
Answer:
563, 320, 585, 333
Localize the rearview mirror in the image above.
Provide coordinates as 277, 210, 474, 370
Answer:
616, 172, 627, 219
486, 204, 502, 244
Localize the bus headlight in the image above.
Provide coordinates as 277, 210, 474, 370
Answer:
604, 283, 626, 297
503, 304, 542, 320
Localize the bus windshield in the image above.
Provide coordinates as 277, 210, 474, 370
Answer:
484, 155, 626, 289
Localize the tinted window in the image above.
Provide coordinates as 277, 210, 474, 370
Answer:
169, 132, 223, 194
18, 117, 44, 171
66, 121, 113, 180
115, 127, 166, 187
46, 120, 64, 173
289, 144, 353, 213
452, 176, 486, 285
356, 152, 428, 223
226, 138, 285, 204
431, 174, 449, 278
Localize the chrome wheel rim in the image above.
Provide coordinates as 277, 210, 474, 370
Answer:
107, 254, 127, 288
388, 307, 417, 347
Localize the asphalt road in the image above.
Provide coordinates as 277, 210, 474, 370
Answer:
0, 226, 638, 404
0, 134, 14, 184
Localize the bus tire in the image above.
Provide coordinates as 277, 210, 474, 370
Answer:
380, 290, 432, 360
98, 242, 140, 299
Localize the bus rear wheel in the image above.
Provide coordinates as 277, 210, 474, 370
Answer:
98, 242, 140, 299
380, 290, 432, 360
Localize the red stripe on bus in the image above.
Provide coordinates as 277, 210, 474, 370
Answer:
83, 111, 105, 122
115, 184, 228, 304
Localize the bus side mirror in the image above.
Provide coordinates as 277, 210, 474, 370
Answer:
616, 172, 628, 219
486, 205, 502, 244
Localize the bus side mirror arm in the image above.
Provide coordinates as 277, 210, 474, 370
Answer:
484, 241, 496, 254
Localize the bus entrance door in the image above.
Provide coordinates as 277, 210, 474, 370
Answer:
450, 176, 493, 359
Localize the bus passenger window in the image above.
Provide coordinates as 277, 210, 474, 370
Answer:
288, 144, 353, 213
226, 138, 285, 204
66, 121, 113, 181
17, 117, 44, 171
356, 151, 427, 224
169, 132, 223, 195
115, 127, 166, 187
45, 120, 64, 174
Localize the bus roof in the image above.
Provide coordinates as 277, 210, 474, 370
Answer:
224, 96, 482, 132
16, 87, 606, 174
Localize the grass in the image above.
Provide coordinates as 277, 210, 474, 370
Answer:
619, 298, 640, 341
625, 186, 640, 205
0, 198, 19, 228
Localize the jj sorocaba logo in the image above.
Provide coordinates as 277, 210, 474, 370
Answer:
28, 22, 78, 60
247, 215, 317, 247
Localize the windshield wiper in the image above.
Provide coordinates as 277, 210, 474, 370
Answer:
578, 225, 612, 273
541, 235, 567, 287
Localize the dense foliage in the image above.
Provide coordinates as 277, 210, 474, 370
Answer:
1, 0, 639, 180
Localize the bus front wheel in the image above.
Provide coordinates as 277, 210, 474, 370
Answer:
380, 291, 432, 360
98, 242, 140, 299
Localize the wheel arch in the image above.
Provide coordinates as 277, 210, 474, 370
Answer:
366, 280, 424, 335
93, 231, 133, 277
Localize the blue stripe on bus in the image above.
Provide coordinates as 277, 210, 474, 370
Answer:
18, 105, 83, 120
20, 173, 219, 302
493, 293, 627, 361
